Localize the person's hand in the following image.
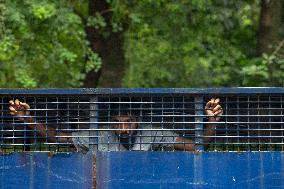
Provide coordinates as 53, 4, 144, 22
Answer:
205, 98, 223, 122
9, 99, 30, 121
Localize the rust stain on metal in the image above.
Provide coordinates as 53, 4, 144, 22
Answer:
48, 151, 54, 159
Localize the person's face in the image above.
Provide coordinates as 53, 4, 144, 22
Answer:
112, 114, 140, 138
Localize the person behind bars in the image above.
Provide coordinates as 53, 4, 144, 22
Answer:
8, 98, 223, 153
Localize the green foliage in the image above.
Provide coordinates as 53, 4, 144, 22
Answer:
242, 41, 284, 86
87, 13, 107, 30
0, 0, 283, 88
0, 0, 101, 88
31, 2, 56, 20
123, 0, 262, 87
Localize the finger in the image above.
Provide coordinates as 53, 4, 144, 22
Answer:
210, 98, 216, 107
213, 105, 221, 112
214, 98, 220, 104
10, 111, 15, 116
9, 100, 14, 105
214, 109, 223, 116
9, 106, 17, 113
15, 99, 20, 107
20, 102, 30, 109
205, 101, 212, 109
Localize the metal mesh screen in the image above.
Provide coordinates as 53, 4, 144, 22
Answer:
1, 90, 284, 153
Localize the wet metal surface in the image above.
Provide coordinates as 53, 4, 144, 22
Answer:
0, 153, 93, 189
97, 152, 284, 189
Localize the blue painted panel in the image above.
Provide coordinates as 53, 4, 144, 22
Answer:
0, 153, 93, 189
96, 152, 284, 189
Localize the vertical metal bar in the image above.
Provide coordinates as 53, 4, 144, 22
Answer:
90, 96, 98, 152
12, 97, 15, 152
182, 96, 185, 151
237, 96, 240, 151
34, 97, 37, 151
269, 95, 272, 151
139, 97, 142, 151
150, 96, 153, 151
281, 95, 283, 151
129, 97, 132, 151
23, 97, 26, 151
194, 96, 204, 187
107, 96, 111, 151
76, 96, 80, 153
225, 96, 228, 151
172, 97, 175, 151
43, 97, 47, 151
161, 97, 164, 151
118, 97, 121, 150
56, 97, 59, 152
213, 97, 217, 151
258, 95, 260, 151
66, 97, 70, 152
195, 96, 204, 152
247, 96, 250, 151
1, 97, 3, 152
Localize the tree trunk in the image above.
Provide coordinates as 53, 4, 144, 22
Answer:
83, 0, 126, 88
256, 0, 282, 56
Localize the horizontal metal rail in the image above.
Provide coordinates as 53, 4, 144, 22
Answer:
0, 87, 284, 94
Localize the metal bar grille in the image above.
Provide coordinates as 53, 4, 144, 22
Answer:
1, 88, 284, 153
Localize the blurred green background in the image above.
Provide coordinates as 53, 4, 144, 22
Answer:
0, 0, 283, 88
